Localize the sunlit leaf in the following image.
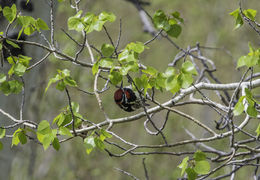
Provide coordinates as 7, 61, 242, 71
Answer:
186, 168, 197, 180
178, 156, 189, 176
194, 150, 206, 161
194, 160, 210, 175
101, 43, 115, 57
233, 96, 245, 116
0, 128, 5, 139
0, 74, 6, 83
52, 137, 60, 151
59, 127, 73, 137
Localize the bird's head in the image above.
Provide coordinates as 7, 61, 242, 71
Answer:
114, 88, 124, 104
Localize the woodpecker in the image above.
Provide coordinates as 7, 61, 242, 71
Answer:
114, 85, 145, 112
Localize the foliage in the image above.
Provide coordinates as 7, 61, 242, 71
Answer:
1, 1, 260, 179
178, 151, 211, 180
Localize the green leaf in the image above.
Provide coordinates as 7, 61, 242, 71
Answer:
58, 69, 71, 77
165, 75, 178, 91
71, 102, 80, 113
37, 129, 57, 151
92, 61, 99, 75
14, 63, 27, 76
17, 15, 35, 27
99, 58, 114, 68
101, 44, 115, 57
68, 10, 84, 31
94, 137, 105, 150
36, 18, 49, 30
0, 128, 5, 139
64, 76, 77, 87
127, 42, 146, 54
246, 105, 257, 117
135, 74, 149, 93
245, 88, 253, 99
52, 137, 60, 151
12, 128, 22, 146
0, 141, 3, 151
53, 112, 65, 125
153, 10, 169, 30
164, 67, 175, 77
37, 120, 51, 134
0, 81, 11, 95
100, 129, 112, 139
82, 13, 95, 33
178, 156, 189, 176
229, 8, 243, 29
18, 131, 27, 144
8, 66, 15, 76
24, 26, 35, 35
57, 114, 71, 127
181, 61, 197, 75
99, 11, 116, 22
100, 129, 113, 138
186, 168, 198, 180
118, 49, 130, 61
0, 73, 6, 83
243, 9, 257, 21
0, 80, 23, 96
255, 123, 260, 136
109, 70, 122, 85
194, 151, 206, 161
237, 55, 258, 68
142, 66, 158, 76
82, 12, 95, 24
3, 4, 16, 22
59, 127, 73, 137
237, 56, 247, 68
6, 40, 20, 49
41, 134, 53, 150
9, 80, 23, 94
84, 136, 95, 154
134, 75, 148, 91
12, 134, 20, 146
68, 17, 85, 32
7, 56, 16, 65
233, 96, 245, 116
171, 11, 184, 23
154, 73, 166, 89
166, 24, 182, 38
92, 18, 106, 32
45, 74, 61, 93
194, 160, 210, 175
178, 73, 193, 89
18, 55, 32, 67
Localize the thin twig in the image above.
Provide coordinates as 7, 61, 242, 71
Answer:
144, 29, 163, 45
74, 31, 87, 61
114, 167, 140, 180
142, 158, 149, 180
115, 19, 122, 56
93, 70, 111, 128
50, 0, 55, 48
27, 52, 51, 70
20, 77, 25, 121
65, 86, 76, 135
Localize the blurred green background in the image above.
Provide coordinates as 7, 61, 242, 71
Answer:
3, 0, 260, 179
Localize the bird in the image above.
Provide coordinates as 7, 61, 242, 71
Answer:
114, 83, 146, 112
